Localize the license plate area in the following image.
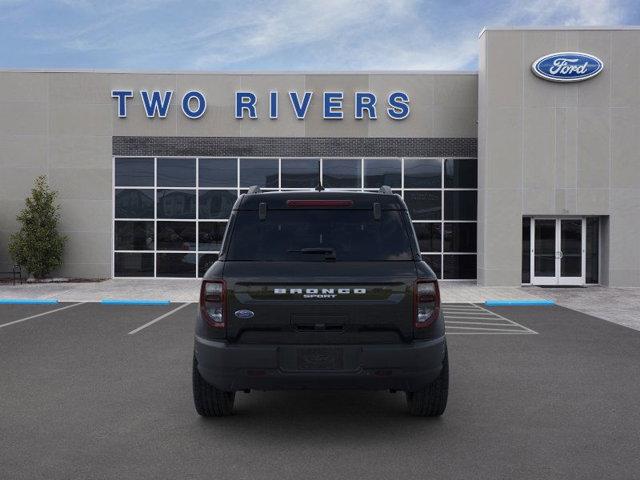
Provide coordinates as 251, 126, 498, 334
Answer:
296, 347, 344, 370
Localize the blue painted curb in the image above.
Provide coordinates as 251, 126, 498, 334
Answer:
485, 299, 555, 307
101, 299, 171, 306
0, 298, 59, 305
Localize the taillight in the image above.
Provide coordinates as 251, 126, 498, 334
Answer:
414, 280, 440, 328
200, 280, 226, 328
286, 199, 353, 207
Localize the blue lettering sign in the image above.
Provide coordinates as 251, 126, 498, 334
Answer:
289, 91, 313, 119
181, 90, 206, 119
140, 90, 173, 118
323, 92, 344, 119
269, 91, 278, 119
111, 90, 133, 118
387, 91, 410, 120
235, 91, 257, 119
355, 92, 377, 120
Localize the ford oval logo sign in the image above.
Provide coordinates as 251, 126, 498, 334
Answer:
532, 52, 603, 83
234, 309, 254, 319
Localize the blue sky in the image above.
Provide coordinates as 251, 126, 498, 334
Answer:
0, 0, 638, 71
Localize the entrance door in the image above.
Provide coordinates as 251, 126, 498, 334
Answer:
531, 218, 585, 286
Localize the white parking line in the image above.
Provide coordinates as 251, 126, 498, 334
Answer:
128, 303, 191, 335
0, 303, 84, 330
474, 303, 538, 334
446, 320, 516, 326
443, 302, 538, 335
447, 325, 527, 332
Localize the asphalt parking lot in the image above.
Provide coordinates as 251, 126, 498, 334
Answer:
1, 302, 639, 480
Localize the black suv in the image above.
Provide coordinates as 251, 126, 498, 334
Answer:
193, 187, 448, 416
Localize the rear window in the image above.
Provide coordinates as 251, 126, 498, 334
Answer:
226, 210, 414, 261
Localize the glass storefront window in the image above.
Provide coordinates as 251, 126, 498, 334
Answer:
322, 159, 361, 188
586, 217, 599, 284
113, 157, 478, 279
522, 218, 531, 284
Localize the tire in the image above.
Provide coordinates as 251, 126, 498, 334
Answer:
192, 354, 235, 417
405, 345, 449, 417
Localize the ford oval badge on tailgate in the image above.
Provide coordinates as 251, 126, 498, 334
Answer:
235, 309, 254, 319
532, 52, 603, 82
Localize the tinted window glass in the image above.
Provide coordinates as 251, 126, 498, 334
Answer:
323, 159, 361, 188
444, 159, 477, 188
115, 158, 154, 187
522, 218, 531, 283
157, 221, 196, 250
156, 253, 196, 277
422, 254, 441, 278
363, 159, 401, 188
586, 217, 599, 284
114, 252, 154, 277
413, 223, 441, 252
443, 223, 477, 252
115, 189, 154, 218
404, 159, 441, 188
404, 191, 441, 220
443, 254, 476, 279
281, 159, 319, 188
199, 190, 236, 219
199, 222, 227, 251
157, 189, 196, 219
227, 210, 414, 261
114, 221, 154, 250
240, 158, 279, 188
157, 158, 196, 187
444, 191, 477, 220
199, 253, 219, 277
199, 158, 237, 187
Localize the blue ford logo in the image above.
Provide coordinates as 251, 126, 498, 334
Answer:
234, 309, 254, 319
532, 52, 603, 83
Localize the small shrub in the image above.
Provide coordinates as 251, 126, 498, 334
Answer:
8, 175, 67, 279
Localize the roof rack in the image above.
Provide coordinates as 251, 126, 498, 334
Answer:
246, 185, 262, 195
378, 185, 393, 195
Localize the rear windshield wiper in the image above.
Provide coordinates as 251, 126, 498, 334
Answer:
287, 247, 337, 260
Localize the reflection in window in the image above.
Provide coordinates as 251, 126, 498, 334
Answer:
199, 222, 227, 251
413, 223, 441, 252
444, 158, 477, 188
404, 191, 441, 220
364, 159, 401, 188
281, 158, 319, 188
443, 223, 476, 252
156, 253, 196, 278
404, 159, 441, 188
198, 190, 236, 219
115, 158, 154, 187
114, 252, 154, 277
115, 189, 154, 219
157, 189, 196, 219
198, 253, 219, 277
422, 254, 442, 278
156, 221, 196, 251
323, 159, 361, 188
199, 158, 237, 187
444, 191, 477, 220
114, 221, 154, 250
240, 158, 278, 187
157, 158, 196, 187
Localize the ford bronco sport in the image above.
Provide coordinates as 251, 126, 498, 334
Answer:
193, 186, 448, 416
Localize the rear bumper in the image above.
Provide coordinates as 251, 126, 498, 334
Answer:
194, 335, 446, 392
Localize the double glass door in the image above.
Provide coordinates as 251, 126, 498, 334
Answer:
531, 218, 585, 285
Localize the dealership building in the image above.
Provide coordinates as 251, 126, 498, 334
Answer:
1, 26, 639, 286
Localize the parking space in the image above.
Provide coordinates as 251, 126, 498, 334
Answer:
1, 302, 639, 479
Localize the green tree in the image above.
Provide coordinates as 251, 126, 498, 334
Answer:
9, 175, 67, 279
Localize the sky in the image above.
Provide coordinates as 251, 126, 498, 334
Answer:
0, 0, 638, 71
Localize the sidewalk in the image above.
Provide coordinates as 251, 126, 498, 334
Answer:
1, 279, 639, 331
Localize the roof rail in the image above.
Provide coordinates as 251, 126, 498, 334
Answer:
378, 185, 393, 195
246, 185, 262, 195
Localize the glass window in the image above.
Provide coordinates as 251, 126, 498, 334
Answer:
156, 253, 196, 277
443, 223, 476, 252
199, 158, 237, 187
404, 159, 441, 188
199, 190, 236, 219
198, 253, 219, 277
114, 252, 154, 277
586, 217, 599, 284
443, 254, 476, 279
115, 158, 154, 187
444, 191, 477, 220
156, 221, 196, 251
157, 158, 196, 187
114, 221, 154, 251
240, 158, 279, 188
422, 254, 442, 278
115, 189, 154, 219
281, 158, 319, 188
363, 159, 401, 188
413, 223, 441, 252
199, 222, 226, 252
157, 189, 196, 219
227, 210, 414, 262
444, 159, 477, 188
522, 218, 531, 283
323, 159, 361, 188
404, 191, 441, 220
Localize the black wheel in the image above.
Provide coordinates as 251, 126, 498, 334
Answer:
406, 345, 449, 417
192, 354, 235, 417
